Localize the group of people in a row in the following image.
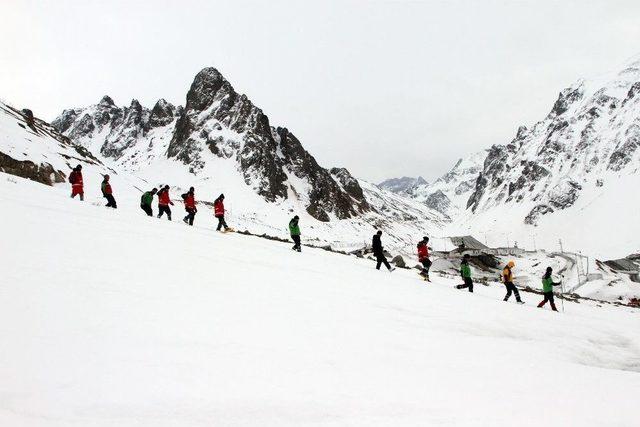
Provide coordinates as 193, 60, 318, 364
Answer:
373, 231, 563, 311
70, 165, 562, 310
69, 165, 231, 231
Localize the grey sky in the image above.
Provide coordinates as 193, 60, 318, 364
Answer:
1, 0, 639, 182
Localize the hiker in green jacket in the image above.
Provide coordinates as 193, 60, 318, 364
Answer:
140, 188, 157, 216
538, 267, 562, 311
289, 215, 301, 252
456, 254, 473, 292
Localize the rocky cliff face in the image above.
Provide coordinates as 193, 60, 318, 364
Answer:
53, 67, 369, 221
467, 55, 640, 224
52, 96, 180, 161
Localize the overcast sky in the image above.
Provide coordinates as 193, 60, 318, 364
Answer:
1, 0, 639, 182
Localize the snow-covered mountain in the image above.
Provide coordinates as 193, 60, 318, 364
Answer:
52, 68, 372, 223
379, 152, 485, 218
382, 54, 640, 258
378, 176, 427, 194
455, 55, 640, 257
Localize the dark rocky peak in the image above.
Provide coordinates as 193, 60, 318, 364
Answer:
550, 84, 584, 117
186, 67, 230, 111
515, 125, 528, 140
129, 99, 142, 111
626, 82, 640, 101
51, 109, 79, 134
149, 99, 178, 128
99, 95, 115, 107
330, 167, 366, 201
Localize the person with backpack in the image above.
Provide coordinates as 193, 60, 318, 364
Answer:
69, 165, 84, 200
101, 174, 117, 208
181, 187, 197, 226
157, 185, 173, 220
502, 260, 524, 304
417, 236, 432, 280
289, 215, 301, 252
140, 188, 157, 216
372, 230, 394, 272
213, 194, 230, 231
538, 267, 562, 311
456, 254, 473, 292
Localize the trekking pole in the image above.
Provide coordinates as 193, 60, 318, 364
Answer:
560, 275, 565, 313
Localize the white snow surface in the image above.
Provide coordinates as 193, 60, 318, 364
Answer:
1, 173, 640, 426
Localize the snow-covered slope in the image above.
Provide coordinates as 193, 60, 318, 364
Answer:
1, 173, 639, 426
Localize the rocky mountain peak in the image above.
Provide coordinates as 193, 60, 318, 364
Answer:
99, 95, 115, 107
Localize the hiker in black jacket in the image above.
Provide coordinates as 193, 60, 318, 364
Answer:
372, 230, 395, 272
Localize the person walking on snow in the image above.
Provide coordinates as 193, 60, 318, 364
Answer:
214, 194, 230, 231
69, 165, 84, 200
502, 260, 524, 304
140, 188, 157, 216
157, 185, 173, 220
101, 175, 117, 208
372, 231, 395, 272
417, 236, 432, 280
538, 267, 562, 311
289, 215, 302, 252
181, 187, 197, 226
456, 254, 473, 292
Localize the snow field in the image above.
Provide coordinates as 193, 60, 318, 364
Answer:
1, 174, 640, 426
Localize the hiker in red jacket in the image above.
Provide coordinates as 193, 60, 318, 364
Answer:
101, 174, 117, 208
181, 187, 197, 226
157, 185, 174, 220
69, 165, 84, 201
417, 236, 432, 280
213, 194, 229, 231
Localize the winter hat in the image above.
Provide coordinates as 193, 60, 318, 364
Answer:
423, 236, 429, 242
151, 187, 157, 193
164, 185, 169, 190
76, 164, 82, 170
546, 267, 553, 273
376, 230, 382, 235
189, 186, 194, 192
293, 215, 299, 219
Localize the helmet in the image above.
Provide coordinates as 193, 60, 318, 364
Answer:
507, 260, 515, 268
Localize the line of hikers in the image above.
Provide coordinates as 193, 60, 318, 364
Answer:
69, 165, 232, 231
71, 164, 564, 308
374, 230, 563, 310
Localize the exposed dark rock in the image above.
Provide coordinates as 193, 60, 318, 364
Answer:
424, 190, 451, 214
525, 204, 555, 225
0, 151, 66, 185
391, 255, 406, 268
